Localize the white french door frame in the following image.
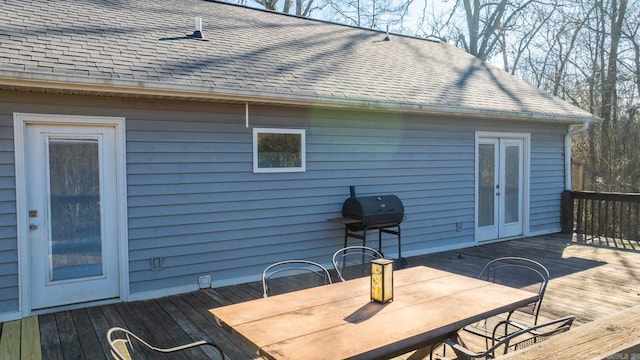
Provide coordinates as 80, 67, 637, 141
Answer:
14, 113, 129, 315
474, 131, 530, 243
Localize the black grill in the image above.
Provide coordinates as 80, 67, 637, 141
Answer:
342, 194, 404, 231
329, 186, 406, 268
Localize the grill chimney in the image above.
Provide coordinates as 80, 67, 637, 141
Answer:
349, 186, 356, 198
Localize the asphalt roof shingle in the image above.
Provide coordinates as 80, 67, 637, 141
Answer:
0, 0, 600, 123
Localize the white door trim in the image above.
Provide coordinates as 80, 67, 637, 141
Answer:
474, 131, 530, 243
14, 113, 129, 316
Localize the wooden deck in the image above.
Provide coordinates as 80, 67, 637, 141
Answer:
2, 233, 640, 359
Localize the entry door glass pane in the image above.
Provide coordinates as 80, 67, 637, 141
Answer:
478, 144, 495, 227
504, 144, 520, 224
48, 139, 102, 281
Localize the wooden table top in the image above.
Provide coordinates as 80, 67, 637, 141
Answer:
209, 265, 538, 360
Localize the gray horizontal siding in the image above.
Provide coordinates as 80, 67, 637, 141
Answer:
125, 106, 482, 292
529, 132, 566, 233
123, 103, 569, 292
0, 92, 570, 302
0, 116, 17, 315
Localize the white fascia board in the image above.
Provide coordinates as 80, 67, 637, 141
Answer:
0, 69, 602, 124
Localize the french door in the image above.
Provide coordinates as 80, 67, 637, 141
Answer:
24, 123, 121, 310
476, 135, 526, 242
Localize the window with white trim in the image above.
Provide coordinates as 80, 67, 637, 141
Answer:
253, 128, 306, 173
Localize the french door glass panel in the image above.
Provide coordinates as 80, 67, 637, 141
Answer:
503, 144, 521, 224
48, 139, 103, 281
478, 143, 497, 227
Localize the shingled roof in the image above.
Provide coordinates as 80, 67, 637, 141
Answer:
0, 0, 600, 123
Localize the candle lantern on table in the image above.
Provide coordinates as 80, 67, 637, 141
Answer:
371, 258, 394, 303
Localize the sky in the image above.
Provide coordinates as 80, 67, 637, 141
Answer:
224, 0, 451, 36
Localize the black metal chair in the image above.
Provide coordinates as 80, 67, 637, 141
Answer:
463, 257, 550, 344
262, 259, 333, 297
434, 315, 574, 359
332, 245, 384, 281
107, 327, 224, 360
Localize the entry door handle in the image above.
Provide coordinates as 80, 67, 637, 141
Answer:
29, 224, 38, 230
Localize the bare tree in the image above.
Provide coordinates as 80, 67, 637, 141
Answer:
456, 0, 538, 61
500, 0, 560, 75
595, 0, 628, 180
414, 0, 457, 41
567, 0, 639, 190
322, 0, 415, 31
228, 0, 319, 17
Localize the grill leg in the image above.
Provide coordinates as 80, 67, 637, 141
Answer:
344, 227, 367, 248
362, 229, 366, 247
344, 227, 348, 249
397, 225, 406, 268
378, 225, 406, 268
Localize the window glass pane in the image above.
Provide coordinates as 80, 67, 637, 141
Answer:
479, 144, 495, 227
504, 145, 520, 224
257, 132, 302, 168
49, 139, 103, 281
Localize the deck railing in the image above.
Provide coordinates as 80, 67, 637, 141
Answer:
562, 190, 640, 241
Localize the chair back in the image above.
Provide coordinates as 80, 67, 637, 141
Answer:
446, 315, 574, 359
262, 260, 333, 297
107, 327, 224, 360
478, 257, 549, 324
107, 328, 138, 360
332, 246, 383, 282
493, 315, 575, 357
110, 338, 132, 360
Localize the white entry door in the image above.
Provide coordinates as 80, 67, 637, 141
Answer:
26, 124, 120, 310
476, 137, 525, 242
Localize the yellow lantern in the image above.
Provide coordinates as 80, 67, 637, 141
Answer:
371, 258, 394, 303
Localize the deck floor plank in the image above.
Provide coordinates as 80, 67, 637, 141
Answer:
192, 289, 221, 308
164, 293, 257, 359
20, 316, 42, 360
114, 301, 166, 360
38, 313, 63, 360
99, 304, 128, 332
70, 309, 104, 360
0, 320, 21, 360
29, 234, 640, 359
200, 287, 233, 306
54, 311, 84, 360
142, 298, 211, 360
100, 303, 150, 360
85, 305, 113, 359
214, 285, 256, 304
129, 299, 192, 360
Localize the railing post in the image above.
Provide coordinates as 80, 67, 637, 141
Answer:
561, 190, 574, 233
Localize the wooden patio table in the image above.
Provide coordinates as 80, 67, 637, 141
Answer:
209, 265, 538, 360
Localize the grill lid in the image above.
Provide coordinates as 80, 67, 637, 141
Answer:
342, 194, 404, 230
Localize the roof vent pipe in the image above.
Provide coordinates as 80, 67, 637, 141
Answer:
384, 25, 390, 41
193, 17, 203, 39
